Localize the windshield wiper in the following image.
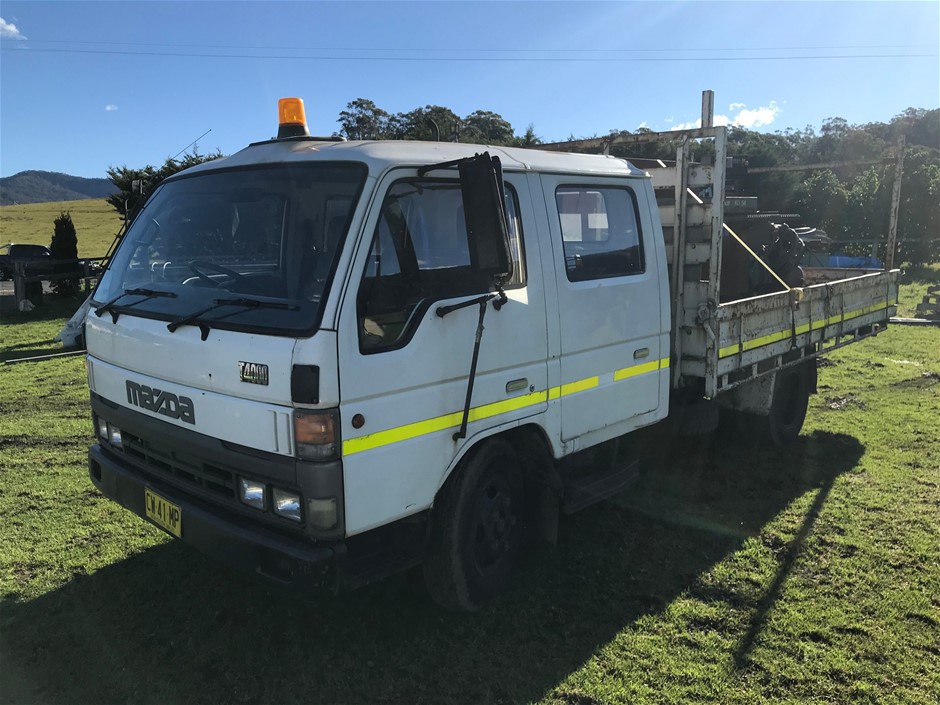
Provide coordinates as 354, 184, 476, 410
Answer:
167, 297, 299, 340
94, 288, 178, 323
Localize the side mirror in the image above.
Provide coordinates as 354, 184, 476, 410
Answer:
457, 153, 513, 281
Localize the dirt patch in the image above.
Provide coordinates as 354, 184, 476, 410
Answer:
891, 371, 940, 389
826, 394, 867, 411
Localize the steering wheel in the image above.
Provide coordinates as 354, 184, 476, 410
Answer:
189, 260, 245, 288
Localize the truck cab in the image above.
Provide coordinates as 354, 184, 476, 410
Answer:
87, 99, 671, 608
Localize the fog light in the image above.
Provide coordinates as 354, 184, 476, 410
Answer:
108, 424, 123, 449
97, 416, 108, 440
273, 488, 302, 522
307, 497, 337, 530
238, 478, 265, 510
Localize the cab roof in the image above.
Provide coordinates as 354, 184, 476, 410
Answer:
176, 138, 648, 180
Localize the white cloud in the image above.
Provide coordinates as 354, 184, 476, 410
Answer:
637, 121, 648, 130
672, 119, 699, 131
670, 101, 780, 131
732, 101, 781, 129
105, 104, 119, 112
0, 17, 26, 39
671, 114, 730, 131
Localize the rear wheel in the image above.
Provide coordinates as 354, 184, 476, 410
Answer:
423, 438, 524, 611
767, 365, 810, 446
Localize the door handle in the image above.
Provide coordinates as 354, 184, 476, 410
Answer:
506, 378, 528, 394
634, 348, 650, 360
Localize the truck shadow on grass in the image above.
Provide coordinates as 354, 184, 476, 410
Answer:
2, 430, 863, 705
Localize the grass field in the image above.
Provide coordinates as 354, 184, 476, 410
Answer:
1, 277, 937, 703
0, 199, 122, 258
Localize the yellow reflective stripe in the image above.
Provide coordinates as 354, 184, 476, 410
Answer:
560, 376, 598, 396
718, 329, 789, 358
342, 357, 668, 456
833, 302, 890, 324
718, 303, 890, 359
468, 390, 549, 422
615, 359, 659, 380
343, 409, 463, 456
718, 343, 737, 358
343, 389, 550, 456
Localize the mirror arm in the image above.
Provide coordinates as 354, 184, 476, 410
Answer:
436, 293, 494, 318
416, 156, 473, 177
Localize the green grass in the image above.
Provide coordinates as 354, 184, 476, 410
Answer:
0, 199, 122, 258
1, 298, 938, 704
0, 297, 84, 362
897, 262, 940, 318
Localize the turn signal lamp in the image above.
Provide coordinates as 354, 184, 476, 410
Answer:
277, 97, 310, 139
294, 409, 339, 461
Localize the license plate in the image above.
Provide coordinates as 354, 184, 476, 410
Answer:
145, 488, 182, 538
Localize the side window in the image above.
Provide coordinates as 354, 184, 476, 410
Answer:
555, 186, 644, 282
357, 179, 526, 353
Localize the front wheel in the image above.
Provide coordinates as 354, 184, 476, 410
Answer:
423, 438, 524, 611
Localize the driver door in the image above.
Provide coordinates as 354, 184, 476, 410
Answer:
336, 169, 549, 535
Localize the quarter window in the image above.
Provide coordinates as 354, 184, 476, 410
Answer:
555, 186, 644, 281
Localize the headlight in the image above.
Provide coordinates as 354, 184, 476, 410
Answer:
273, 488, 302, 522
96, 416, 108, 440
108, 424, 123, 449
307, 497, 337, 530
294, 409, 340, 461
238, 478, 265, 510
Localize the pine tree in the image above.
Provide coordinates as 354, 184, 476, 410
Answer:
50, 211, 79, 296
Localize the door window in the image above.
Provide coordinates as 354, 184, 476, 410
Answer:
555, 186, 644, 281
357, 179, 525, 352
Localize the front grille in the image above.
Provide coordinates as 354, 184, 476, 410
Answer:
95, 403, 308, 534
121, 429, 236, 500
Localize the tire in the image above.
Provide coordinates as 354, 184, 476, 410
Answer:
423, 438, 524, 611
767, 365, 810, 446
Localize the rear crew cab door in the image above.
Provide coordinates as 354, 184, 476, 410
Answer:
336, 168, 549, 536
539, 173, 667, 442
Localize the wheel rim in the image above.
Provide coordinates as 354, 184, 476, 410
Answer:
470, 472, 518, 575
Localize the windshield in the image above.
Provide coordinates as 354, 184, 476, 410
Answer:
95, 163, 367, 336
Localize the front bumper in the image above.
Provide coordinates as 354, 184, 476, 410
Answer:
89, 444, 339, 591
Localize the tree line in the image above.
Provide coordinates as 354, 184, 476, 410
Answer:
106, 101, 938, 264
335, 98, 540, 146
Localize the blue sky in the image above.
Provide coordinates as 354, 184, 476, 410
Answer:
1, 1, 937, 178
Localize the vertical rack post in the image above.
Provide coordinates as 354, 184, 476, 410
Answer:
671, 138, 691, 388
886, 134, 905, 271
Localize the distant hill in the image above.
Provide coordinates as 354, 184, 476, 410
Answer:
0, 171, 114, 206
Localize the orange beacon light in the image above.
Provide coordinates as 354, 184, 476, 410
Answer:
277, 97, 310, 139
